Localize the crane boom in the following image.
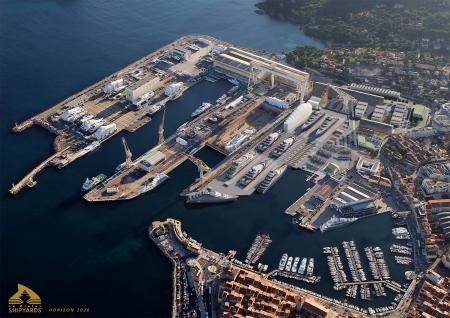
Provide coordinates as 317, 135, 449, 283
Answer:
158, 106, 166, 145
121, 137, 132, 167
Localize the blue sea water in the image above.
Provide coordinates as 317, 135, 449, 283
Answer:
0, 1, 406, 317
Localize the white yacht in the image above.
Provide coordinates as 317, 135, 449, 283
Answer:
320, 216, 358, 232
285, 256, 293, 272
306, 258, 314, 276
186, 188, 238, 204
291, 257, 300, 273
191, 102, 212, 117
298, 258, 307, 275
137, 174, 169, 194
278, 253, 288, 271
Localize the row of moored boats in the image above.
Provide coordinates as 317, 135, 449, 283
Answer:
278, 254, 314, 276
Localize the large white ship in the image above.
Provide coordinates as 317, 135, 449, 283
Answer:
306, 258, 314, 276
224, 129, 255, 152
298, 258, 307, 275
278, 253, 288, 271
301, 111, 324, 130
137, 173, 169, 194
291, 257, 300, 273
191, 102, 212, 117
226, 152, 255, 178
320, 216, 358, 232
271, 137, 294, 158
239, 161, 267, 187
256, 132, 280, 152
256, 165, 287, 194
186, 188, 238, 204
285, 256, 293, 272
315, 116, 337, 136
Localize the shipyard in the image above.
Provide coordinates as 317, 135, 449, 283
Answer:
7, 33, 450, 318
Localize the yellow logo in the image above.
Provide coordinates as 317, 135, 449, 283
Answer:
8, 284, 42, 314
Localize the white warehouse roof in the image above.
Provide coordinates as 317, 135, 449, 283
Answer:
283, 102, 312, 132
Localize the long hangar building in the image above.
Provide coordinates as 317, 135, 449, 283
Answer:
213, 47, 310, 102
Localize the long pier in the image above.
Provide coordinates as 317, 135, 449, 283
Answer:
336, 280, 406, 293
9, 146, 70, 195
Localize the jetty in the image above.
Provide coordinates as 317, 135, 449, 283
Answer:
9, 146, 70, 195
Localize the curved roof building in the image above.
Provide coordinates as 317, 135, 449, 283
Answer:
283, 102, 312, 132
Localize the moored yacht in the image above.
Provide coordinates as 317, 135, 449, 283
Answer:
278, 253, 288, 271
306, 258, 315, 276
137, 173, 169, 194
191, 102, 212, 117
298, 258, 307, 275
186, 188, 238, 204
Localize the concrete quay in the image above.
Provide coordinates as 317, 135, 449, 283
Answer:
9, 35, 230, 195
9, 146, 70, 195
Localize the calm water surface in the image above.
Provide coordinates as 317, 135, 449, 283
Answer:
0, 1, 406, 317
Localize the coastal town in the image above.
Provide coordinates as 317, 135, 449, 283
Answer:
8, 32, 450, 317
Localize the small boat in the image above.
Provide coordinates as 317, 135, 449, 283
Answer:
82, 173, 107, 191
147, 104, 162, 116
205, 76, 217, 82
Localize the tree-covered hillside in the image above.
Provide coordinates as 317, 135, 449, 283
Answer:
256, 0, 450, 50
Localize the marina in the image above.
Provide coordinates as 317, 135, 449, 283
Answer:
322, 241, 407, 303
390, 244, 412, 255
342, 240, 367, 283
365, 246, 391, 280
244, 233, 272, 265
324, 246, 348, 290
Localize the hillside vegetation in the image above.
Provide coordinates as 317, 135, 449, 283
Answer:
256, 0, 450, 50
